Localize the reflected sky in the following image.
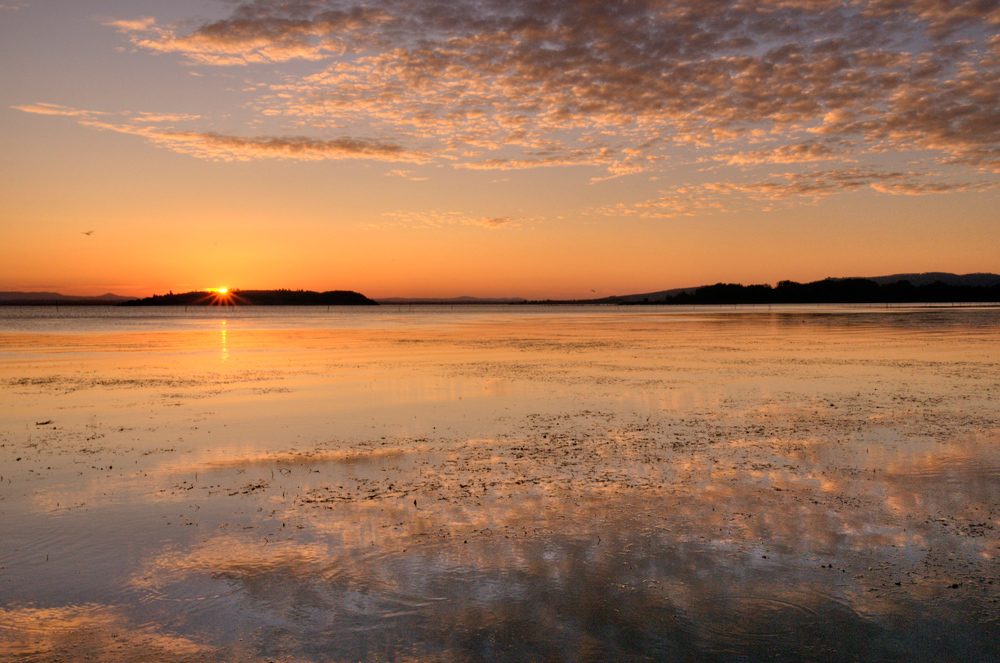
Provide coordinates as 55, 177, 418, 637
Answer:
1, 306, 998, 661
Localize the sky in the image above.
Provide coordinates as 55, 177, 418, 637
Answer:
2, 0, 999, 298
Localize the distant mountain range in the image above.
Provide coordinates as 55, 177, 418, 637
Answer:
0, 291, 135, 305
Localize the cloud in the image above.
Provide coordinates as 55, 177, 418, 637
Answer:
105, 9, 385, 65
104, 17, 156, 32
381, 210, 521, 228
27, 0, 999, 196
12, 102, 106, 117
728, 168, 921, 198
14, 101, 425, 163
603, 168, 997, 217
132, 111, 202, 123
456, 150, 614, 171
385, 168, 429, 180
720, 142, 844, 166
11, 106, 425, 162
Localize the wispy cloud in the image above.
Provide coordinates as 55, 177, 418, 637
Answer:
601, 168, 997, 217
13, 102, 106, 117
14, 104, 425, 163
132, 111, 203, 123
381, 210, 521, 229
104, 17, 155, 32
385, 168, 428, 180
81, 120, 426, 162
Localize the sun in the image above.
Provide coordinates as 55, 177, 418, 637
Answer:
202, 286, 238, 306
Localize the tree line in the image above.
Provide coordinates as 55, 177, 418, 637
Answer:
639, 279, 1000, 305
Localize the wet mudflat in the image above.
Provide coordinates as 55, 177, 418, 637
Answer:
1, 305, 998, 662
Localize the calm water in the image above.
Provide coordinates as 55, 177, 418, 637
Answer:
1, 305, 998, 662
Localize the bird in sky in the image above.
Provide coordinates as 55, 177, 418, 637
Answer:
82, 230, 94, 236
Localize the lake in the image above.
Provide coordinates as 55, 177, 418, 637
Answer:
1, 304, 998, 662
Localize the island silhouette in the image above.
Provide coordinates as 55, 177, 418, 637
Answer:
527, 274, 1000, 306
605, 277, 1000, 306
119, 289, 378, 306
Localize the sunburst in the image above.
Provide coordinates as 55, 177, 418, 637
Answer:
201, 287, 239, 306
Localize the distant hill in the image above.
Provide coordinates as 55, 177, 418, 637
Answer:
586, 272, 1000, 304
0, 291, 134, 305
119, 289, 377, 306
377, 296, 527, 305
859, 272, 1000, 288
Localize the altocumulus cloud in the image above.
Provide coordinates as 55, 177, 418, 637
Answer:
19, 0, 1000, 213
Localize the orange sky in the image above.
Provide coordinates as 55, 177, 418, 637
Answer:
2, 0, 999, 298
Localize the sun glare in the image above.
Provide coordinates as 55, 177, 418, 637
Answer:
202, 286, 236, 306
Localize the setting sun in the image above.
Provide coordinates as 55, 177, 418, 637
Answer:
202, 286, 236, 305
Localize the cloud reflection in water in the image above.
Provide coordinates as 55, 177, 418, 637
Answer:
116, 434, 999, 662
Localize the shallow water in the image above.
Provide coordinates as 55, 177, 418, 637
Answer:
1, 305, 998, 662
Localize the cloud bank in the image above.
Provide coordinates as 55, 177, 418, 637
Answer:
20, 0, 1000, 214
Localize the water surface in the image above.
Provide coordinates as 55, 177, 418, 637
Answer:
2, 305, 998, 661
